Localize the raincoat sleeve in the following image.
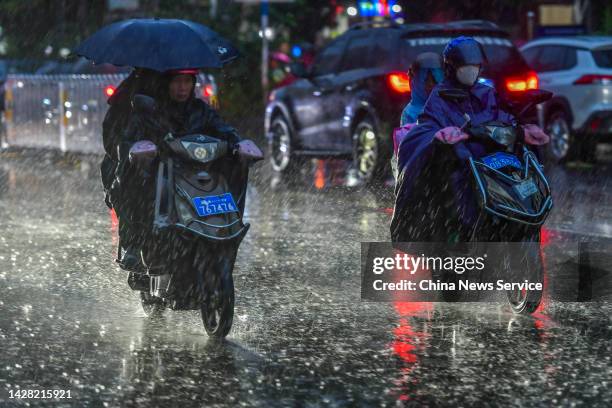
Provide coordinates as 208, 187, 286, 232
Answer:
390, 92, 450, 242
115, 112, 147, 182
396, 93, 447, 181
202, 103, 241, 145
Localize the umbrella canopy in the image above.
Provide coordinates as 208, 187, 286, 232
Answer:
74, 18, 239, 71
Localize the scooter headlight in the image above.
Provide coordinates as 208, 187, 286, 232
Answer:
181, 141, 220, 163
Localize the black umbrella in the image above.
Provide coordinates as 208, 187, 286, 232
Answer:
74, 18, 239, 71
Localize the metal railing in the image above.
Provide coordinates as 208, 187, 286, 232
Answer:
4, 74, 127, 153
3, 73, 217, 154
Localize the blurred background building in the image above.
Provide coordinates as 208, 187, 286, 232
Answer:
0, 0, 610, 138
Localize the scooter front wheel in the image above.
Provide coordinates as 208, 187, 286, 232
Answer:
505, 244, 543, 314
140, 291, 165, 317
201, 258, 235, 338
507, 286, 541, 314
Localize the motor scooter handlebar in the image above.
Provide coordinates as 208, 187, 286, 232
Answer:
465, 123, 525, 147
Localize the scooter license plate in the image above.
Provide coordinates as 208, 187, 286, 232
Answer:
514, 179, 539, 199
482, 152, 522, 170
192, 193, 238, 217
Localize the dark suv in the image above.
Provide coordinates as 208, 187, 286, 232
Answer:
265, 20, 537, 184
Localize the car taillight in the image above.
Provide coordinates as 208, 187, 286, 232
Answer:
104, 85, 116, 97
505, 71, 539, 92
573, 74, 612, 85
387, 72, 411, 93
202, 84, 214, 98
526, 73, 538, 89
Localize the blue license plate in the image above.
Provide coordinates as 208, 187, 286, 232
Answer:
482, 152, 522, 170
192, 193, 238, 217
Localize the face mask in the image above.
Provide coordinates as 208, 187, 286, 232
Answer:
456, 65, 480, 86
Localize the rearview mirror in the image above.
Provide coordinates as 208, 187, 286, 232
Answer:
129, 140, 158, 167
236, 140, 264, 162
523, 89, 553, 105
504, 89, 553, 106
502, 89, 554, 119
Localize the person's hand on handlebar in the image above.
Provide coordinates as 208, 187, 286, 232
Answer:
522, 124, 550, 146
434, 126, 470, 144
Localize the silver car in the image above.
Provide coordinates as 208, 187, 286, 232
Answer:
520, 36, 612, 162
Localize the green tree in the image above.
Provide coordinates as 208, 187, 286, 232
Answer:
0, 0, 106, 58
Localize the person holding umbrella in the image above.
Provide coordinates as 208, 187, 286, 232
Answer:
75, 18, 243, 269
113, 68, 240, 268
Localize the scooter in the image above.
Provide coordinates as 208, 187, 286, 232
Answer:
438, 89, 554, 314
124, 95, 263, 337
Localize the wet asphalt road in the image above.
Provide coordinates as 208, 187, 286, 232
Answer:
0, 150, 611, 407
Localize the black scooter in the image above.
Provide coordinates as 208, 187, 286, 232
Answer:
439, 89, 554, 314
123, 95, 263, 337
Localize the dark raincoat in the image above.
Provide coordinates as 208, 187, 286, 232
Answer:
100, 70, 159, 200
113, 79, 240, 248
390, 81, 515, 242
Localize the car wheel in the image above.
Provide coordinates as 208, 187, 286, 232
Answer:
269, 115, 297, 173
545, 110, 572, 163
350, 116, 389, 186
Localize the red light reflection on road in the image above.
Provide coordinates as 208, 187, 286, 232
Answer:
109, 208, 119, 252
390, 301, 432, 402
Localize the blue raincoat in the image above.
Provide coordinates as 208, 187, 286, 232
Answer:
400, 66, 444, 126
390, 81, 515, 242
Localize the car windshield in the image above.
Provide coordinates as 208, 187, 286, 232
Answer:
592, 48, 612, 68
399, 36, 530, 79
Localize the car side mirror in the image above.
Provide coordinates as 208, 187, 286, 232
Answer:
289, 62, 309, 79
133, 94, 156, 114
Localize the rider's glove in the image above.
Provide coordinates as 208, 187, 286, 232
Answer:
434, 126, 469, 144
522, 124, 550, 146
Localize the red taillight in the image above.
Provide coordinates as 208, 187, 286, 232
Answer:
589, 117, 603, 131
388, 72, 411, 93
526, 72, 538, 89
573, 74, 612, 85
104, 85, 116, 97
505, 71, 539, 92
203, 84, 214, 98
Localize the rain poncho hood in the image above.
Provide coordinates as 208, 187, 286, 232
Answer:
442, 36, 488, 89
400, 53, 444, 126
391, 80, 515, 242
